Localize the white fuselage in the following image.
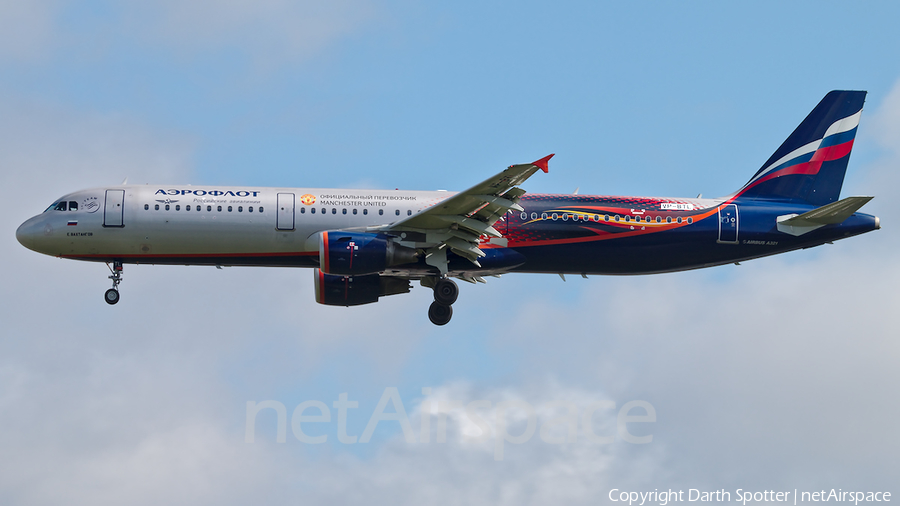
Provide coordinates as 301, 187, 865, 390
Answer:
17, 185, 455, 265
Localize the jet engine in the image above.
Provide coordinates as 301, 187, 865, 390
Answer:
313, 269, 411, 306
318, 231, 418, 275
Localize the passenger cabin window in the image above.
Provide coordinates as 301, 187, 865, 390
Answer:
309, 207, 313, 214
353, 209, 357, 215
331, 208, 336, 214
687, 217, 693, 224
342, 209, 347, 215
176, 205, 180, 211
379, 209, 384, 216
300, 207, 306, 214
144, 204, 149, 210
259, 207, 264, 212
165, 204, 170, 210
217, 205, 222, 212
155, 204, 160, 210
228, 206, 232, 212
363, 209, 368, 215
407, 210, 412, 216
249, 207, 254, 213
207, 205, 212, 211
395, 210, 400, 216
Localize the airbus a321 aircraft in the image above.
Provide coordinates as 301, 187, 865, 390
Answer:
17, 91, 880, 325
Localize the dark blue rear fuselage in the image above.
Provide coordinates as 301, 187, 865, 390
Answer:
498, 195, 878, 275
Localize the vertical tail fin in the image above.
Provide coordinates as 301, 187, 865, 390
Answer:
735, 90, 866, 206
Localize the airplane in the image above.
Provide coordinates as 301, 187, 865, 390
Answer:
16, 90, 880, 325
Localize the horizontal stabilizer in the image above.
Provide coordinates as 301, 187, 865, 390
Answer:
776, 196, 873, 236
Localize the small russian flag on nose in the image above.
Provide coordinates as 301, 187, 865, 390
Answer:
67, 220, 77, 226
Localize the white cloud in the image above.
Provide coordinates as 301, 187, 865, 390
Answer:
1, 81, 899, 504
124, 0, 379, 70
869, 80, 900, 152
250, 381, 665, 506
0, 99, 195, 210
0, 1, 379, 69
0, 0, 60, 61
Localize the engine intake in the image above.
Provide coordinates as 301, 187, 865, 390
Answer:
314, 269, 411, 306
318, 231, 418, 275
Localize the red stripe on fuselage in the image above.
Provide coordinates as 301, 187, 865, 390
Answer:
60, 251, 317, 259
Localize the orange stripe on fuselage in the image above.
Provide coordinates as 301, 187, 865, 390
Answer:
321, 231, 330, 273
508, 206, 721, 248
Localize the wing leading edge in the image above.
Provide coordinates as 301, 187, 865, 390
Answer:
385, 154, 553, 274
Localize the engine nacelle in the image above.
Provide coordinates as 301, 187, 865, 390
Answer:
313, 269, 411, 306
318, 231, 418, 275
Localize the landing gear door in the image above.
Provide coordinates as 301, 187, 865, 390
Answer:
717, 203, 738, 244
277, 193, 295, 231
103, 189, 125, 227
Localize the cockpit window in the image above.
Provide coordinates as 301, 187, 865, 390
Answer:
54, 202, 68, 211
68, 201, 78, 211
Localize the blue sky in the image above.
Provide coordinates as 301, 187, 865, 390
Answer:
2, 2, 899, 504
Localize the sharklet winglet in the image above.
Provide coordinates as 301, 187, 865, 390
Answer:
532, 154, 554, 173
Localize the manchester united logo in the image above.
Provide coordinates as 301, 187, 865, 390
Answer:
300, 194, 316, 205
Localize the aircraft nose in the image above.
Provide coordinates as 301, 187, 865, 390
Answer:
16, 217, 39, 251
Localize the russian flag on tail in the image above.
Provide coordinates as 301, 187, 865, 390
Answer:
735, 91, 866, 206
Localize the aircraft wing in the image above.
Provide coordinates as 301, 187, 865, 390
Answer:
383, 154, 553, 273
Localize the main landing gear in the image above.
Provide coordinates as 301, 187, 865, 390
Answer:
428, 278, 458, 326
105, 261, 123, 305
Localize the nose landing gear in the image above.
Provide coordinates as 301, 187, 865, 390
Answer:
428, 278, 458, 326
105, 261, 123, 305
